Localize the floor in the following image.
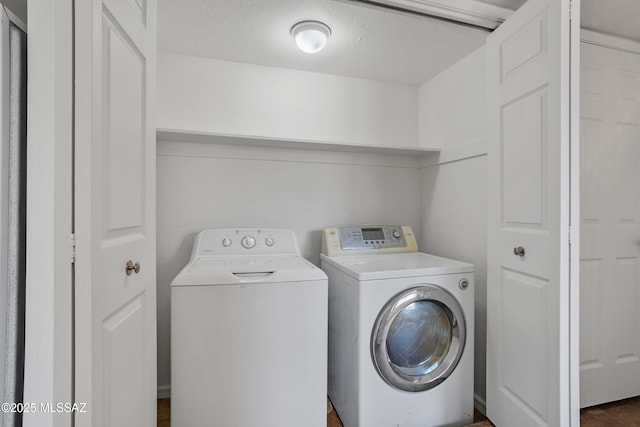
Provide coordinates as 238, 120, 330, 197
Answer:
158, 395, 640, 426
463, 396, 640, 427
326, 403, 489, 427
157, 398, 487, 427
580, 396, 640, 426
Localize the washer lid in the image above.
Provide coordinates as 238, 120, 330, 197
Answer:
320, 252, 473, 280
171, 254, 327, 286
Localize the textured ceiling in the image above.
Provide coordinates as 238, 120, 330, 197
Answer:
158, 0, 640, 87
158, 0, 489, 86
581, 0, 640, 42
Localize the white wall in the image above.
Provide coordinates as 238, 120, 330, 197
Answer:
418, 46, 489, 408
155, 139, 422, 393
157, 53, 419, 148
156, 47, 491, 403
419, 47, 487, 149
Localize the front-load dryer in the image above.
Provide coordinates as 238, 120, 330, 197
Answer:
171, 228, 328, 427
321, 225, 474, 427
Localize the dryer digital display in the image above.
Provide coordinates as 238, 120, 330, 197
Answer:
361, 227, 384, 241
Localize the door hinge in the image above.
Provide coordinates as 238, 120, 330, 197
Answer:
568, 226, 572, 246
569, 1, 573, 20
70, 233, 76, 264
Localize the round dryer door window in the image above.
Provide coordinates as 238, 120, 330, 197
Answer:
371, 285, 466, 392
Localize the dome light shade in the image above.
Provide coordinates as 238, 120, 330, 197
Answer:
291, 21, 331, 54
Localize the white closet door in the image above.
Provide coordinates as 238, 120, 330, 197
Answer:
74, 0, 157, 425
580, 40, 640, 408
486, 0, 579, 425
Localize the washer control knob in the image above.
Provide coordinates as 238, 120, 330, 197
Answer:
459, 278, 470, 290
222, 238, 232, 247
265, 237, 275, 247
392, 230, 401, 239
241, 235, 256, 249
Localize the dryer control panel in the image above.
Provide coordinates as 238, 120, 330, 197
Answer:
321, 225, 418, 256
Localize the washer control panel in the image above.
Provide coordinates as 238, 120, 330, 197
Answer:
191, 228, 300, 258
322, 225, 419, 256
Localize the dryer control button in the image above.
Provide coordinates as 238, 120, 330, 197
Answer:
392, 230, 401, 239
222, 238, 232, 247
265, 237, 275, 247
459, 278, 470, 290
241, 235, 256, 249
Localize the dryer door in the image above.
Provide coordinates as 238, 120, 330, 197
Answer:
371, 285, 466, 392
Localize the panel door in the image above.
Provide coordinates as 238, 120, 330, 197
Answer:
580, 41, 640, 407
486, 0, 579, 425
74, 0, 157, 425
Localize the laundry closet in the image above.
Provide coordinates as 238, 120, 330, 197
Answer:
157, 1, 488, 408
150, 0, 640, 425
154, 0, 489, 412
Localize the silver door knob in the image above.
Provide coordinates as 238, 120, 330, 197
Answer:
513, 246, 525, 257
125, 260, 141, 275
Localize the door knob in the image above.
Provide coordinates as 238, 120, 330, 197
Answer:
513, 246, 525, 257
125, 260, 141, 275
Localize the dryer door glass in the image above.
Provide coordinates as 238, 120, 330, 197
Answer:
371, 285, 466, 392
386, 300, 452, 376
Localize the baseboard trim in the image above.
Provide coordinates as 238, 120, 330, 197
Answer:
157, 385, 171, 399
474, 393, 487, 416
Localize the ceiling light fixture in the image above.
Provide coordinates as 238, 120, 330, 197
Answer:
291, 21, 331, 54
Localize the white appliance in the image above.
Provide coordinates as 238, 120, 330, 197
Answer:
171, 228, 328, 427
321, 225, 474, 427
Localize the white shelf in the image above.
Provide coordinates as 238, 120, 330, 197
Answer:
156, 128, 440, 157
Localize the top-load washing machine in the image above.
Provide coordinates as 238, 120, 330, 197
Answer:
171, 228, 328, 427
321, 225, 474, 427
